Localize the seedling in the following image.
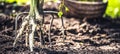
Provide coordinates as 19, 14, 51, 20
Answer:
13, 0, 65, 52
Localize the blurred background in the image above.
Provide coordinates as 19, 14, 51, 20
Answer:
0, 0, 120, 19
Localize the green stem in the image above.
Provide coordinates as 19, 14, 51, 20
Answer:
29, 0, 39, 16
29, 0, 40, 52
29, 0, 44, 16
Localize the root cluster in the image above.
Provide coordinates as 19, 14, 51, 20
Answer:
13, 11, 65, 52
13, 12, 44, 51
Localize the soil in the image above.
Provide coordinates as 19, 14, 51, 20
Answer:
0, 2, 120, 54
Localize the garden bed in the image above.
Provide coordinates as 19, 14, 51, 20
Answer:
0, 2, 120, 54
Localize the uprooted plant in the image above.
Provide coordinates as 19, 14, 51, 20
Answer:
13, 0, 66, 52
13, 0, 45, 52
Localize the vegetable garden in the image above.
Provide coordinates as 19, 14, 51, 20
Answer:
0, 0, 120, 54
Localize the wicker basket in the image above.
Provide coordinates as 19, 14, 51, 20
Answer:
64, 0, 108, 18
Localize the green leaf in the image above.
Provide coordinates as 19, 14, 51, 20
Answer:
65, 7, 69, 12
114, 8, 119, 16
105, 0, 120, 18
58, 11, 63, 18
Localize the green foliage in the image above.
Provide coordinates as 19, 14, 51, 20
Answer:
58, 0, 69, 18
58, 11, 63, 18
105, 0, 120, 18
5, 0, 15, 3
3, 0, 29, 5
65, 7, 69, 12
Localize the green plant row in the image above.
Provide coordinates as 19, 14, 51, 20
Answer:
105, 0, 120, 18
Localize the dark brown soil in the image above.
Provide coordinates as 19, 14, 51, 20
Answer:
0, 2, 120, 54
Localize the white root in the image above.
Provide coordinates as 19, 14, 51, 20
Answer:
25, 26, 29, 47
29, 18, 37, 52
13, 16, 29, 47
13, 14, 40, 52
